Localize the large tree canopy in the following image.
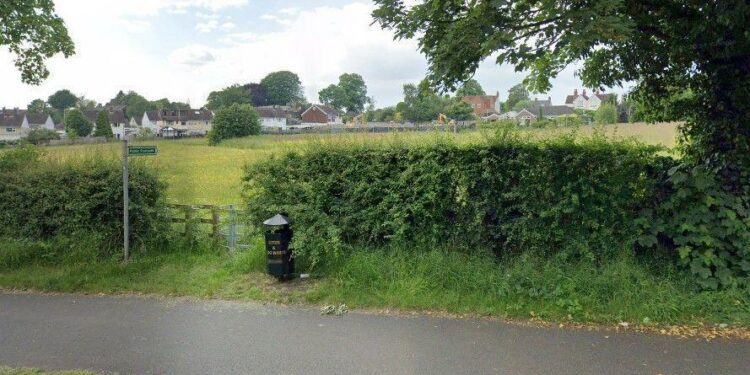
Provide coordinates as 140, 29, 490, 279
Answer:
47, 89, 78, 111
260, 71, 305, 106
374, 1, 750, 193
1, 0, 75, 84
318, 73, 371, 113
206, 84, 252, 110
455, 79, 485, 97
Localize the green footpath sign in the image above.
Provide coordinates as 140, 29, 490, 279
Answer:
128, 146, 158, 156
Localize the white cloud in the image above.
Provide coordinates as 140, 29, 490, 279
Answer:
219, 32, 258, 45
0, 1, 628, 111
169, 45, 217, 66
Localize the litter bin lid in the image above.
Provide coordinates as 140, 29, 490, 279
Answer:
263, 213, 292, 226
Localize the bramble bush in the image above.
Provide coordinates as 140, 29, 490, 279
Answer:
0, 145, 169, 257
244, 134, 668, 268
636, 163, 750, 290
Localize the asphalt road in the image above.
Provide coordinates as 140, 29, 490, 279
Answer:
0, 293, 748, 375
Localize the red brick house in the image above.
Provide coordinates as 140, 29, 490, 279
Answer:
461, 92, 501, 116
301, 105, 342, 124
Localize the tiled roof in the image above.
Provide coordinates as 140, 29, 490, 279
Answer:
0, 109, 26, 128
26, 113, 50, 125
316, 105, 340, 117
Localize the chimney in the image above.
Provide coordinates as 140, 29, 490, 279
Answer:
548, 96, 551, 103
574, 89, 578, 96
583, 89, 587, 96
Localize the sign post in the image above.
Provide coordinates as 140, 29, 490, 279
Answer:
123, 141, 158, 263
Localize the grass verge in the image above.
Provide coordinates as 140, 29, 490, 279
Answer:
1, 237, 747, 330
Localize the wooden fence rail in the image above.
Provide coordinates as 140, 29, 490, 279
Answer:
168, 204, 222, 240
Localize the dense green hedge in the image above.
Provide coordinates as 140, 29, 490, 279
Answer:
244, 136, 670, 266
0, 146, 168, 254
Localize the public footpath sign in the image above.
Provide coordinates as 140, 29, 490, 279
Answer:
122, 140, 158, 262
128, 145, 158, 156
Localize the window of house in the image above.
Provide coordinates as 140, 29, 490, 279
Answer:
181, 121, 186, 126
6, 128, 15, 133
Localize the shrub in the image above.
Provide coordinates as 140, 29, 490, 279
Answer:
25, 128, 60, 144
208, 103, 261, 145
93, 110, 114, 138
244, 135, 668, 268
594, 103, 618, 124
64, 109, 93, 137
0, 146, 169, 255
637, 163, 750, 289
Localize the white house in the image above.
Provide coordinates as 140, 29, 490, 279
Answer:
26, 113, 55, 131
565, 89, 615, 111
256, 107, 289, 130
84, 108, 130, 139
140, 108, 213, 137
0, 109, 29, 141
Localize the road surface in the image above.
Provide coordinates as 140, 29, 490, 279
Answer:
0, 293, 747, 374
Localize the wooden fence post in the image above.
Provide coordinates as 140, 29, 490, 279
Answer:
212, 208, 220, 240
184, 206, 193, 241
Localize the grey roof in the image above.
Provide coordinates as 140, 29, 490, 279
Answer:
256, 107, 288, 119
315, 105, 341, 117
522, 105, 575, 117
263, 214, 292, 226
26, 113, 50, 125
0, 109, 26, 128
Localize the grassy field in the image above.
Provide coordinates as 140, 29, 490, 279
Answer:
34, 122, 679, 205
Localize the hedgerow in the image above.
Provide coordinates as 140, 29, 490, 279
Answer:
244, 135, 669, 267
0, 145, 169, 256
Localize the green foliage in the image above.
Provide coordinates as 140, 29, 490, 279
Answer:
455, 79, 485, 97
63, 109, 92, 137
206, 84, 252, 111
442, 99, 474, 120
318, 73, 370, 113
107, 90, 155, 119
637, 164, 750, 290
93, 111, 114, 138
244, 136, 667, 268
0, 1, 75, 84
506, 83, 530, 110
512, 99, 533, 112
366, 107, 397, 122
243, 83, 268, 107
25, 128, 60, 144
260, 71, 304, 106
208, 103, 260, 145
373, 0, 750, 196
151, 98, 190, 110
47, 90, 78, 111
594, 103, 618, 124
27, 98, 49, 113
400, 83, 444, 122
0, 147, 168, 254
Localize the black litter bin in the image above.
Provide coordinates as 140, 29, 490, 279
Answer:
263, 213, 294, 280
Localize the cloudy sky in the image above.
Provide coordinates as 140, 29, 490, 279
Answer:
0, 0, 628, 109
